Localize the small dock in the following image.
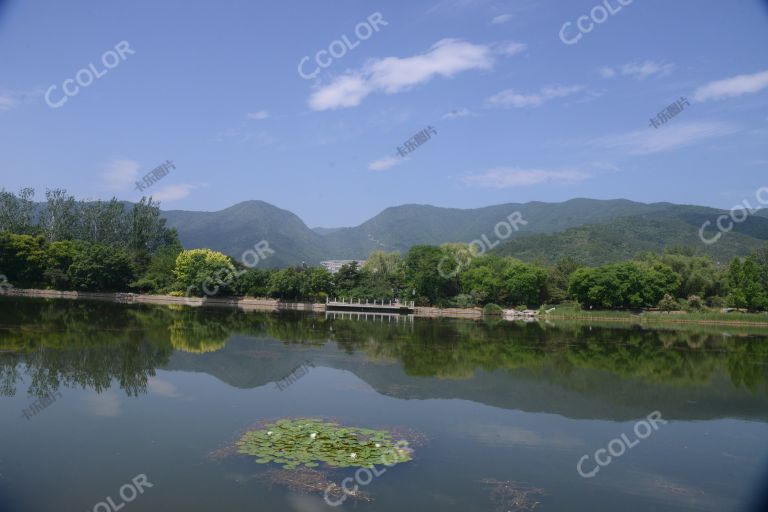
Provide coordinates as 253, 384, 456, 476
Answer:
326, 297, 414, 314
325, 311, 415, 324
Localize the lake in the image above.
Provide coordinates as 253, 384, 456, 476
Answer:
1, 296, 767, 511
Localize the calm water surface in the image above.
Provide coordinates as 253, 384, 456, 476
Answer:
1, 297, 767, 511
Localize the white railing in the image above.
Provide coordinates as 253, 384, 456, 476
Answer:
326, 297, 414, 308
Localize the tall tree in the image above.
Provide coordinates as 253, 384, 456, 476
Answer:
40, 188, 76, 242
0, 188, 36, 234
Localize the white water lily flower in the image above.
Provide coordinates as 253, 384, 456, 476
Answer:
350, 453, 357, 459
375, 443, 381, 448
267, 431, 273, 435
310, 432, 317, 439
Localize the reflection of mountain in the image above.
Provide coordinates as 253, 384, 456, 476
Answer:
2, 296, 767, 421
165, 336, 768, 423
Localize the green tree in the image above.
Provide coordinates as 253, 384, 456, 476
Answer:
268, 267, 303, 299
44, 240, 81, 289
502, 260, 548, 307
173, 248, 235, 297
40, 188, 77, 242
68, 243, 135, 291
130, 244, 183, 293
404, 245, 457, 305
546, 256, 581, 303
0, 188, 35, 234
0, 233, 48, 287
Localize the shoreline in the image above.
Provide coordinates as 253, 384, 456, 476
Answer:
2, 288, 768, 327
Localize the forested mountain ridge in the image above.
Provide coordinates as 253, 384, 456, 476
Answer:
159, 198, 768, 266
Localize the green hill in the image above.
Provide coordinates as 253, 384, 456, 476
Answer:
158, 198, 768, 266
492, 213, 768, 266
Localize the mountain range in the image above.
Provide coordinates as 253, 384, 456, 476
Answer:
159, 198, 768, 267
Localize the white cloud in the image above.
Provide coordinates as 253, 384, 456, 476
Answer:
493, 40, 527, 56
151, 183, 207, 202
588, 121, 738, 155
0, 93, 19, 112
693, 70, 768, 102
621, 60, 674, 79
491, 13, 513, 24
309, 75, 371, 110
214, 126, 276, 146
246, 110, 269, 120
599, 60, 674, 80
84, 391, 122, 417
100, 159, 140, 191
463, 168, 591, 188
598, 66, 617, 79
443, 107, 473, 119
148, 377, 181, 398
487, 85, 583, 108
368, 156, 405, 171
309, 39, 494, 111
427, 0, 494, 15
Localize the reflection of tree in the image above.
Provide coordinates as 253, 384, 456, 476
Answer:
0, 298, 173, 397
0, 297, 766, 398
169, 311, 230, 353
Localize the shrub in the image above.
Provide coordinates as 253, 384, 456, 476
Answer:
657, 294, 679, 313
686, 295, 704, 311
483, 303, 504, 316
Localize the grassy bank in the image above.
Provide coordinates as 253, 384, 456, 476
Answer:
543, 302, 768, 327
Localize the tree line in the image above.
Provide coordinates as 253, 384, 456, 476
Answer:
1, 188, 767, 312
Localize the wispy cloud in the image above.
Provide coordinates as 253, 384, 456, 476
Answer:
693, 70, 768, 102
100, 159, 140, 191
443, 107, 473, 119
588, 121, 738, 155
368, 156, 405, 172
0, 92, 19, 112
598, 66, 617, 79
84, 391, 122, 417
600, 60, 674, 80
463, 167, 591, 188
246, 110, 269, 120
491, 13, 513, 24
308, 39, 494, 111
493, 40, 527, 56
486, 85, 583, 108
0, 88, 44, 112
214, 127, 276, 145
427, 0, 494, 15
152, 183, 207, 202
148, 377, 182, 398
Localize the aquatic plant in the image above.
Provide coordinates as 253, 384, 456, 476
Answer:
481, 479, 546, 512
236, 418, 412, 470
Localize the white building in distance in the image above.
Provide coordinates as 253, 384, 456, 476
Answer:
319, 260, 366, 274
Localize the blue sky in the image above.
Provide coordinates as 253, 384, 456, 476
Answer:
1, 0, 767, 227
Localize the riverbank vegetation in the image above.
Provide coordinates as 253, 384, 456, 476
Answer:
2, 189, 768, 315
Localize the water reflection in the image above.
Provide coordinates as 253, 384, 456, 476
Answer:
1, 297, 767, 420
